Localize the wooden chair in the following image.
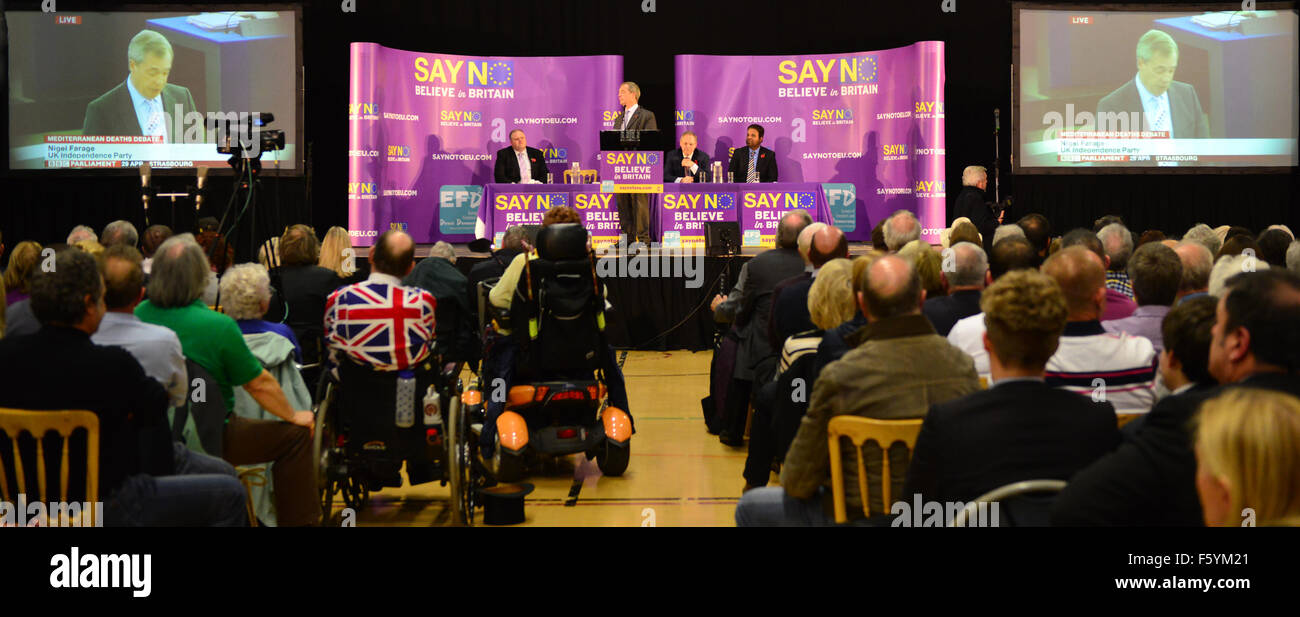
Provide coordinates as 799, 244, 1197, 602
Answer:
1117, 413, 1141, 428
0, 408, 99, 525
827, 416, 923, 524
563, 169, 597, 184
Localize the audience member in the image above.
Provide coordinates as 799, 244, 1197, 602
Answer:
468, 224, 527, 312
946, 236, 1039, 375
870, 218, 888, 252
1257, 228, 1291, 268
137, 233, 318, 525
768, 224, 844, 350
1209, 253, 1269, 298
1174, 241, 1214, 304
0, 248, 247, 526
736, 255, 979, 525
810, 252, 882, 377
903, 270, 1119, 508
325, 230, 434, 371
953, 165, 998, 249
992, 224, 1024, 247
4, 240, 42, 305
882, 210, 920, 252
101, 220, 138, 248
318, 225, 361, 282
1183, 223, 1223, 256
1288, 241, 1300, 277
405, 241, 479, 363
1060, 228, 1137, 320
1137, 229, 1166, 247
221, 263, 302, 362
141, 224, 172, 274
946, 219, 982, 249
898, 239, 945, 300
271, 224, 345, 366
1217, 234, 1259, 261
1103, 242, 1182, 352
1098, 222, 1135, 299
923, 241, 989, 336
1195, 388, 1300, 527
1016, 213, 1051, 265
66, 225, 96, 245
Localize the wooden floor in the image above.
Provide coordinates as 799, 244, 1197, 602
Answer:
330, 349, 758, 527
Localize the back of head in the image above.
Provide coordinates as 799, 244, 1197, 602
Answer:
141, 224, 173, 258
948, 220, 981, 247
1217, 234, 1260, 261
1257, 229, 1292, 268
1128, 242, 1182, 306
777, 209, 812, 249
1196, 388, 1300, 526
1161, 295, 1217, 385
946, 242, 989, 288
371, 230, 416, 277
1097, 223, 1134, 271
318, 226, 352, 275
809, 225, 847, 268
900, 240, 944, 299
1221, 269, 1300, 371
884, 210, 920, 252
429, 241, 457, 264
501, 225, 528, 251
148, 233, 212, 308
1175, 241, 1214, 294
541, 205, 581, 227
1183, 223, 1223, 256
30, 248, 102, 327
989, 235, 1037, 280
1209, 254, 1270, 298
101, 244, 145, 311
871, 219, 888, 251
1092, 215, 1124, 234
961, 165, 986, 187
981, 269, 1068, 371
861, 254, 922, 320
807, 258, 855, 330
1042, 245, 1106, 318
280, 224, 321, 267
3, 240, 44, 293
219, 263, 272, 321
101, 220, 139, 248
1138, 229, 1166, 247
66, 224, 97, 245
992, 224, 1025, 247
851, 252, 884, 299
797, 221, 828, 264
1060, 228, 1107, 263
1016, 213, 1051, 256
196, 217, 220, 234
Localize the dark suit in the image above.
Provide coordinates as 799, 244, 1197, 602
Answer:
1049, 375, 1300, 527
923, 288, 983, 337
729, 146, 778, 183
767, 272, 814, 351
952, 186, 996, 252
405, 256, 479, 363
268, 265, 344, 366
493, 146, 548, 184
664, 148, 710, 183
902, 380, 1120, 507
612, 106, 658, 241
467, 248, 523, 310
82, 80, 200, 142
1096, 78, 1209, 139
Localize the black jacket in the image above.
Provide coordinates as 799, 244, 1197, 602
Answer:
467, 248, 523, 313
713, 247, 805, 381
493, 146, 548, 184
767, 273, 813, 351
923, 288, 983, 337
1097, 78, 1209, 139
665, 148, 711, 182
0, 326, 173, 498
269, 265, 344, 364
728, 146, 778, 183
902, 380, 1120, 506
405, 256, 480, 363
1049, 375, 1300, 526
814, 312, 867, 378
952, 186, 995, 251
82, 81, 200, 141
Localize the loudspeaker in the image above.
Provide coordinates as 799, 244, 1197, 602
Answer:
705, 221, 741, 256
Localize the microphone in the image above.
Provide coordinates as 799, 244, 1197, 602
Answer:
994, 108, 1000, 132
195, 166, 209, 211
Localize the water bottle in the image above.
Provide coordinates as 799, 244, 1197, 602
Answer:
546, 171, 554, 184
395, 370, 416, 428
711, 161, 722, 183
423, 385, 442, 426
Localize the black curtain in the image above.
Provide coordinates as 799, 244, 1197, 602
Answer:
2, 0, 1297, 258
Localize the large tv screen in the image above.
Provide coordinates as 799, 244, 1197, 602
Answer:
5, 8, 301, 172
1014, 4, 1298, 171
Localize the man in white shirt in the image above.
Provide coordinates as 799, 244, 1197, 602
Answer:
1096, 29, 1209, 139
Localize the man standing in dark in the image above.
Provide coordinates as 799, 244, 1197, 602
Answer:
953, 165, 1000, 251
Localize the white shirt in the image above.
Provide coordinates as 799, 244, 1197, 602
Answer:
1134, 72, 1173, 137
675, 150, 699, 182
92, 311, 188, 409
621, 104, 639, 130
514, 147, 532, 183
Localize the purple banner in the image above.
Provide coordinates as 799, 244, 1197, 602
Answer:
482, 184, 622, 249
348, 43, 623, 245
656, 183, 832, 249
675, 42, 946, 242
597, 150, 665, 193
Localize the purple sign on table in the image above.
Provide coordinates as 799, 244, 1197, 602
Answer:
656, 183, 832, 249
675, 42, 946, 243
483, 184, 623, 249
348, 43, 623, 245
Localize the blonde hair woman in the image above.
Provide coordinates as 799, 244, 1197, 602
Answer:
1196, 388, 1300, 527
4, 241, 43, 305
318, 226, 354, 279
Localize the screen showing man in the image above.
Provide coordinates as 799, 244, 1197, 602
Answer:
728, 124, 778, 182
493, 129, 548, 184
666, 131, 710, 183
1016, 8, 1298, 170
83, 30, 198, 142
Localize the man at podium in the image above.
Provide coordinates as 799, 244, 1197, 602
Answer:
612, 81, 657, 243
665, 131, 710, 183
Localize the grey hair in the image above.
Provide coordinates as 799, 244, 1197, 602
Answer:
219, 263, 271, 321
992, 224, 1025, 246
1183, 223, 1222, 256
1209, 254, 1270, 298
67, 225, 97, 245
501, 225, 527, 251
128, 29, 173, 64
101, 220, 139, 248
1097, 223, 1134, 270
1136, 29, 1178, 63
884, 210, 920, 251
947, 242, 989, 287
961, 165, 987, 187
148, 233, 212, 307
777, 209, 812, 249
620, 81, 641, 98
1176, 241, 1214, 293
1286, 241, 1300, 276
430, 241, 456, 263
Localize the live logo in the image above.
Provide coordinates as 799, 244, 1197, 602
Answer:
55, 15, 82, 25
1070, 16, 1092, 25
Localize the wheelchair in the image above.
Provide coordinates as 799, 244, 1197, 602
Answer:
313, 351, 488, 525
467, 223, 633, 482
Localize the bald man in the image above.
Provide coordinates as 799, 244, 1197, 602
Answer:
1037, 246, 1157, 412
1173, 241, 1213, 304
923, 241, 991, 337
737, 255, 979, 525
768, 225, 849, 350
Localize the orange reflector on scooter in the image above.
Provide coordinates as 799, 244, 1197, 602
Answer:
461, 390, 482, 406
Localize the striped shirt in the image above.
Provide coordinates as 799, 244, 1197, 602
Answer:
1106, 271, 1135, 299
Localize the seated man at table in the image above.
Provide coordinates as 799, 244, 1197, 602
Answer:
665, 130, 711, 183
493, 129, 548, 184
728, 124, 778, 183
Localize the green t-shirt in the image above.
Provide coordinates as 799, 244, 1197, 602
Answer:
135, 299, 263, 412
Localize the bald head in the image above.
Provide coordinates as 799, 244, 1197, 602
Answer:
1042, 245, 1106, 319
371, 230, 415, 277
797, 221, 828, 264
810, 225, 848, 268
1174, 241, 1213, 296
859, 254, 923, 321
